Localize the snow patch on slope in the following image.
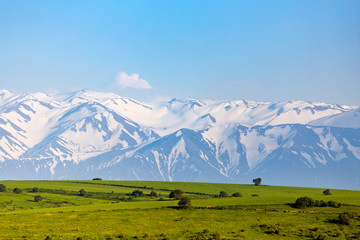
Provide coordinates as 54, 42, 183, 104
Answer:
312, 128, 346, 161
343, 138, 360, 159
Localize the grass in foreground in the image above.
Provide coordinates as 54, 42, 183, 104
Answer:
0, 180, 359, 239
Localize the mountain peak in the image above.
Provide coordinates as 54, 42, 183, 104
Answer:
0, 89, 12, 96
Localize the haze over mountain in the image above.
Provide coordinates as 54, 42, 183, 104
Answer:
0, 89, 359, 190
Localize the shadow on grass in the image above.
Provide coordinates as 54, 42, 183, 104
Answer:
325, 219, 341, 225
167, 206, 195, 210
286, 203, 295, 208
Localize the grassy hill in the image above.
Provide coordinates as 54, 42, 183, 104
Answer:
0, 180, 359, 239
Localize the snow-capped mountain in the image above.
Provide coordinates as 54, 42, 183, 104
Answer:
309, 107, 360, 128
0, 89, 359, 189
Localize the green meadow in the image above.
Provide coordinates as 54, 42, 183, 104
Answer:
0, 180, 359, 239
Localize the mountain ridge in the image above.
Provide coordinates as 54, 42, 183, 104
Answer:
0, 89, 359, 189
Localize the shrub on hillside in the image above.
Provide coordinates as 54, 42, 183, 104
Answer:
0, 184, 6, 192
32, 187, 39, 193
338, 212, 353, 225
294, 197, 341, 209
259, 224, 282, 235
169, 189, 184, 200
219, 191, 228, 198
315, 200, 325, 207
79, 189, 87, 196
131, 190, 144, 197
178, 197, 191, 209
13, 188, 22, 194
149, 191, 158, 197
327, 200, 339, 208
294, 196, 314, 208
232, 192, 242, 197
323, 189, 332, 195
34, 195, 43, 202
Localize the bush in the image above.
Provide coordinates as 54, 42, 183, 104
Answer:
317, 200, 327, 207
34, 195, 43, 202
92, 178, 102, 180
323, 189, 332, 195
149, 191, 158, 197
178, 197, 191, 209
131, 190, 144, 197
169, 189, 184, 200
294, 197, 341, 209
294, 196, 314, 208
79, 189, 87, 196
13, 187, 22, 194
327, 200, 338, 208
32, 187, 39, 193
232, 192, 242, 197
259, 224, 281, 235
219, 191, 228, 198
0, 184, 6, 192
338, 212, 353, 225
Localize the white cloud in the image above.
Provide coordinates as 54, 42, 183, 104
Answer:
116, 72, 152, 89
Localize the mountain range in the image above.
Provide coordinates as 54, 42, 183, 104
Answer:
0, 89, 359, 189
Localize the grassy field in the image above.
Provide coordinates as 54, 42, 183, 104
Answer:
0, 180, 359, 239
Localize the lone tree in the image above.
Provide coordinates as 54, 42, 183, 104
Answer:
178, 197, 191, 209
34, 195, 43, 202
92, 178, 102, 181
219, 191, 229, 198
169, 189, 184, 200
32, 187, 39, 193
323, 189, 332, 195
253, 178, 262, 186
0, 184, 6, 192
13, 188, 22, 194
79, 189, 87, 196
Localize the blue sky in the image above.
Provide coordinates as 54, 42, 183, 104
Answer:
1, 0, 359, 105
